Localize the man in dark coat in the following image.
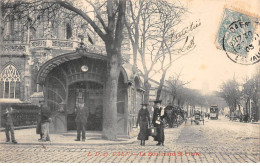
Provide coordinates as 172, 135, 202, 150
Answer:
39, 101, 51, 142
75, 103, 89, 142
152, 100, 167, 146
2, 106, 17, 144
36, 100, 43, 140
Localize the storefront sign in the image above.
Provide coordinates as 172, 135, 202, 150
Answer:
2, 44, 28, 54
30, 39, 77, 50
31, 40, 47, 47
52, 40, 74, 48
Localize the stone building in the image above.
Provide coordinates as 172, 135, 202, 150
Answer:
0, 11, 145, 138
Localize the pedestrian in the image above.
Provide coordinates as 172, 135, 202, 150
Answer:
39, 100, 51, 142
152, 100, 167, 146
164, 101, 174, 128
2, 106, 17, 144
36, 101, 43, 141
136, 103, 151, 146
75, 102, 89, 142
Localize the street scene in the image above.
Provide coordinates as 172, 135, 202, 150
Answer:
0, 116, 259, 163
0, 0, 260, 164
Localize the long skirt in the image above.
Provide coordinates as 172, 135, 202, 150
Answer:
36, 121, 42, 134
137, 121, 149, 140
154, 123, 164, 142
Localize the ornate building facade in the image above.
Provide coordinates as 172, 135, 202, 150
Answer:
0, 11, 144, 138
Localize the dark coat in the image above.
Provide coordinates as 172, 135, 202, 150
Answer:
136, 108, 150, 140
152, 107, 167, 125
40, 105, 51, 123
36, 109, 42, 134
1, 109, 14, 126
75, 106, 89, 124
152, 106, 167, 142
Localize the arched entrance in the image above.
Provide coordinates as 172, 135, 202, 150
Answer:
36, 51, 130, 134
67, 81, 103, 131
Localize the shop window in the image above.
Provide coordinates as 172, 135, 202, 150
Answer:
0, 64, 21, 99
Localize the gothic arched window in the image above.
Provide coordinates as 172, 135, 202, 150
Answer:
0, 64, 21, 99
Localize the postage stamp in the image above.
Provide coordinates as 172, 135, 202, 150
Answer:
216, 8, 259, 65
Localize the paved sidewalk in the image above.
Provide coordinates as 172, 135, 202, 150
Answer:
0, 128, 139, 145
0, 118, 259, 163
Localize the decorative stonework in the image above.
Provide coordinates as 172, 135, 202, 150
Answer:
0, 64, 21, 82
28, 50, 53, 71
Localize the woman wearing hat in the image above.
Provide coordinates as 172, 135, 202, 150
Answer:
152, 100, 167, 146
136, 103, 151, 146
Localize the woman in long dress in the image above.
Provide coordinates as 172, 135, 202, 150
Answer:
152, 100, 167, 146
136, 104, 151, 146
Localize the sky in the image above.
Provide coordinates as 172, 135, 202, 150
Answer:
147, 0, 260, 94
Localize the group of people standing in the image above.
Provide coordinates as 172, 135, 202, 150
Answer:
36, 100, 90, 142
2, 100, 89, 144
136, 100, 167, 146
3, 99, 166, 146
2, 101, 51, 144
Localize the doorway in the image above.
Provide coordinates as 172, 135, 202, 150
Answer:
67, 81, 103, 131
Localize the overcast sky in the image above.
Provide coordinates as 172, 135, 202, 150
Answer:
148, 0, 260, 94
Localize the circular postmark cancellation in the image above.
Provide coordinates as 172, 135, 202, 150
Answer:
217, 8, 260, 65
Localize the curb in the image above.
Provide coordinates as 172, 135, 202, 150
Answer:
0, 139, 138, 146
0, 125, 36, 132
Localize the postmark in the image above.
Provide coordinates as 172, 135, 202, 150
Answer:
216, 8, 259, 65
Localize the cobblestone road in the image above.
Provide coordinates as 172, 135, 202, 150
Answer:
0, 116, 259, 163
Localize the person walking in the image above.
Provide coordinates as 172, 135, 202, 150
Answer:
36, 101, 43, 141
152, 100, 167, 146
39, 100, 51, 142
2, 106, 17, 144
136, 103, 150, 146
75, 102, 89, 142
164, 101, 174, 128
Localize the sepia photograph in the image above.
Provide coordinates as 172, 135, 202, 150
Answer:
0, 0, 259, 164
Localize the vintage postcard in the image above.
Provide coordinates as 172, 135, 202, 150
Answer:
0, 0, 259, 164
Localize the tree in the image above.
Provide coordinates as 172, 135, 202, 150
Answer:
242, 68, 260, 121
220, 78, 242, 118
166, 70, 190, 104
126, 0, 187, 103
2, 0, 126, 140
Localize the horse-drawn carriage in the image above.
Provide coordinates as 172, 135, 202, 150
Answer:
191, 111, 204, 125
164, 105, 186, 128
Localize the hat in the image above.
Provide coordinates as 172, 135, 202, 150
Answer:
141, 103, 148, 106
154, 100, 162, 104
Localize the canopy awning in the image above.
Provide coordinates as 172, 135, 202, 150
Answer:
36, 51, 108, 85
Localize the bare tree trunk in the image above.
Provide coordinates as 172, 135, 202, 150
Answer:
143, 76, 151, 104
132, 45, 138, 74
102, 49, 121, 140
156, 70, 167, 101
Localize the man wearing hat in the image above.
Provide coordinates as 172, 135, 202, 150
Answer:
75, 102, 89, 142
152, 100, 167, 146
39, 100, 51, 142
136, 103, 151, 146
2, 106, 17, 144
